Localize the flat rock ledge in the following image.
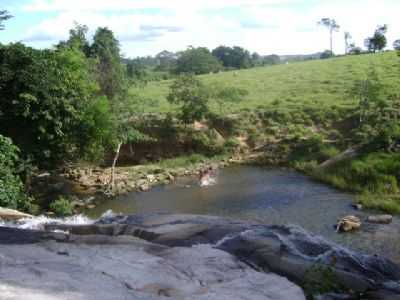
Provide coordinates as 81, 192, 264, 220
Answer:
0, 207, 32, 221
1, 213, 400, 299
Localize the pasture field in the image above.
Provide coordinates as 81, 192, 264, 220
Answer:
130, 51, 400, 114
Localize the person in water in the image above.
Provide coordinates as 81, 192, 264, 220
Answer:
199, 167, 213, 185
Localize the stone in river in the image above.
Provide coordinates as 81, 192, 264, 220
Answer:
367, 214, 393, 224
336, 215, 361, 232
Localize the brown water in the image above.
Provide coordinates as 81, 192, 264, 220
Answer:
88, 166, 400, 262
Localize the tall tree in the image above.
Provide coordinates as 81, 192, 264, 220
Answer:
155, 50, 177, 72
394, 39, 400, 51
263, 54, 281, 65
106, 99, 150, 193
126, 58, 147, 80
318, 18, 340, 54
57, 22, 90, 56
344, 31, 352, 55
167, 74, 210, 123
91, 27, 125, 100
175, 47, 222, 75
212, 45, 252, 69
364, 25, 388, 53
0, 10, 12, 30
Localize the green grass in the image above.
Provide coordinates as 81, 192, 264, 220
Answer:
310, 152, 400, 213
129, 52, 400, 114
356, 194, 400, 214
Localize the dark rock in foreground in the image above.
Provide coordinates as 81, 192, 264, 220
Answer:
1, 213, 400, 299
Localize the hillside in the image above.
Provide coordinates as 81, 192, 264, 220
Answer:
130, 51, 400, 114
128, 51, 400, 214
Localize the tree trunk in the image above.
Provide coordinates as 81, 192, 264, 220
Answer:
110, 142, 122, 191
330, 28, 333, 53
129, 143, 134, 156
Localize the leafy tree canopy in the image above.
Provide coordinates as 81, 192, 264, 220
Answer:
364, 25, 388, 53
0, 10, 12, 30
0, 135, 33, 211
91, 27, 125, 100
175, 47, 222, 75
320, 50, 334, 59
0, 43, 106, 165
167, 74, 210, 123
57, 22, 90, 56
212, 46, 252, 69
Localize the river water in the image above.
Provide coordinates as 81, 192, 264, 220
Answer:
88, 166, 400, 262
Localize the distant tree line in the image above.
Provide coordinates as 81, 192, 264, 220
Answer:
124, 46, 282, 79
318, 18, 400, 59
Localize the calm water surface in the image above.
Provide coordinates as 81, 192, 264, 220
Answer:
88, 166, 400, 262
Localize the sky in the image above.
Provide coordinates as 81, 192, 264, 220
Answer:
1, 0, 399, 58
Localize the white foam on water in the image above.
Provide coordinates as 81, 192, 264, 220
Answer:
214, 229, 254, 247
100, 209, 117, 219
1, 214, 94, 231
200, 177, 217, 187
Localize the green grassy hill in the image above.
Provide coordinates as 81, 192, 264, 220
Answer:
130, 52, 400, 214
130, 51, 400, 114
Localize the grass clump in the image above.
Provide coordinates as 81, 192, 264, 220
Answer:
303, 264, 347, 299
157, 154, 207, 169
356, 194, 400, 214
49, 196, 74, 217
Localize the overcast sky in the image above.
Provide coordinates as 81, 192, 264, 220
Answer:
1, 0, 399, 58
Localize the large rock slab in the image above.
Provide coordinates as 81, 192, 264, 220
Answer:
93, 213, 400, 296
0, 227, 304, 300
2, 212, 400, 298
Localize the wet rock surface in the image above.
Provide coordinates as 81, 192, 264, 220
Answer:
367, 214, 393, 224
1, 213, 400, 299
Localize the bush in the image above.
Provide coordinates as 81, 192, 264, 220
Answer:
289, 134, 339, 164
0, 135, 34, 212
191, 130, 225, 156
49, 196, 74, 217
224, 138, 241, 154
320, 50, 334, 59
79, 96, 114, 161
167, 74, 210, 124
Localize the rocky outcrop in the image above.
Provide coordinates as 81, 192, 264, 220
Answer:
45, 213, 400, 298
1, 213, 400, 299
60, 161, 228, 197
0, 207, 32, 221
0, 221, 304, 300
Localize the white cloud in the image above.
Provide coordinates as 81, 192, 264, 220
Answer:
24, 0, 304, 12
19, 0, 400, 57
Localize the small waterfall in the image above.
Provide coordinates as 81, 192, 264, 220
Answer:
1, 214, 94, 231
